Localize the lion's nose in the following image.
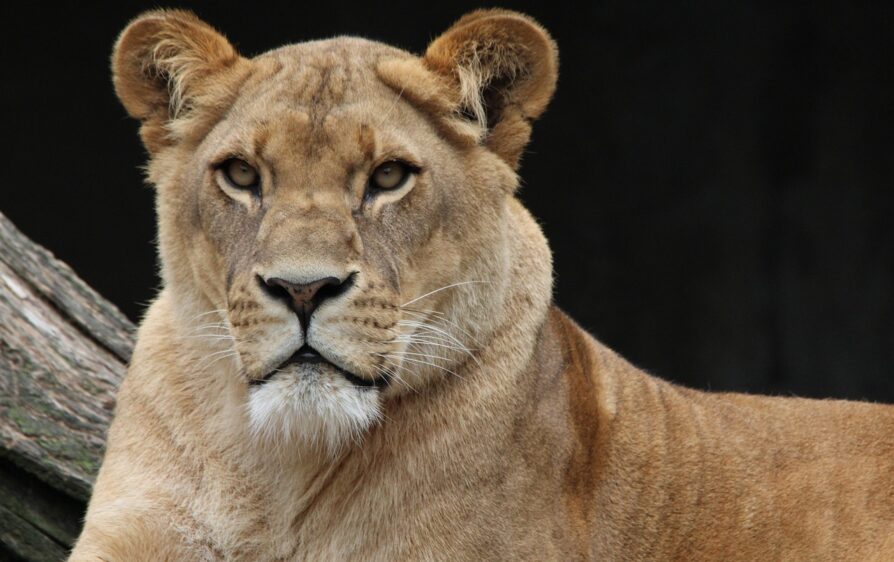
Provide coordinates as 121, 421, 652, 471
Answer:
262, 274, 354, 332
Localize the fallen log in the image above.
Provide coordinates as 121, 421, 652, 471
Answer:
0, 211, 135, 561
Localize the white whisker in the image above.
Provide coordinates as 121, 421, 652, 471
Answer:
195, 350, 238, 373
400, 280, 486, 307
386, 350, 452, 362
185, 334, 235, 341
187, 308, 227, 322
400, 308, 480, 346
377, 353, 464, 380
376, 358, 418, 393
392, 337, 475, 354
397, 320, 475, 353
184, 322, 230, 336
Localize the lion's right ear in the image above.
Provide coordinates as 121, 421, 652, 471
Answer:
112, 10, 246, 153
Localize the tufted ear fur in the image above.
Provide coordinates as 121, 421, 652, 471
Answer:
112, 10, 247, 153
423, 10, 559, 169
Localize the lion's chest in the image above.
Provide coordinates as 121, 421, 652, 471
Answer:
182, 482, 428, 561
183, 442, 561, 561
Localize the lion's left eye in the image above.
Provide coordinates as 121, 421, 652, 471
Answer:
369, 161, 410, 191
222, 158, 260, 190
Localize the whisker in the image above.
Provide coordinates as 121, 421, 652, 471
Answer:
187, 308, 227, 322
198, 348, 239, 360
401, 280, 486, 307
195, 350, 239, 372
391, 337, 475, 354
184, 323, 230, 336
394, 319, 481, 367
185, 335, 236, 343
374, 364, 406, 392
376, 353, 464, 380
396, 320, 474, 352
376, 358, 418, 393
400, 309, 480, 346
386, 350, 452, 362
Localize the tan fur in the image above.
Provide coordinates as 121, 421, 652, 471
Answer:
71, 9, 894, 561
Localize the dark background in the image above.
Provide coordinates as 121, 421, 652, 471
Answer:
2, 1, 892, 401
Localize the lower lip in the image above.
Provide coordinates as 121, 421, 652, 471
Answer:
251, 350, 384, 389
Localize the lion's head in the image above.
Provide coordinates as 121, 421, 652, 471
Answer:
112, 9, 557, 454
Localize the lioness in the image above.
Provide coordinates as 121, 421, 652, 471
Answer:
70, 8, 894, 561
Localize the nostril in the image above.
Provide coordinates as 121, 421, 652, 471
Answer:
315, 271, 357, 304
258, 273, 290, 303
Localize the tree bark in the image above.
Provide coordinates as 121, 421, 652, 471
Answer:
0, 211, 135, 561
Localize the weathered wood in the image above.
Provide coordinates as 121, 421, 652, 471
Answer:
0, 210, 135, 561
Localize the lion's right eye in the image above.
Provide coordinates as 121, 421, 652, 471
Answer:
370, 161, 409, 191
222, 159, 260, 191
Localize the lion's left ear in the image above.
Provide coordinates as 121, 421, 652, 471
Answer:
423, 9, 559, 169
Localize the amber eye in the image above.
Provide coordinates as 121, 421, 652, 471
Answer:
222, 159, 260, 190
369, 161, 410, 191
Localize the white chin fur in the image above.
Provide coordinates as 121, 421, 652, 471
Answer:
247, 371, 381, 456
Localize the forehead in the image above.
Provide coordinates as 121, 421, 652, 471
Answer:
215, 37, 420, 157
237, 38, 410, 123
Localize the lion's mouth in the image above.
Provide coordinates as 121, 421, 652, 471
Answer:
251, 344, 385, 389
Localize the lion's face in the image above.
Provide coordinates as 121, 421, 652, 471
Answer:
113, 10, 557, 453
178, 40, 512, 450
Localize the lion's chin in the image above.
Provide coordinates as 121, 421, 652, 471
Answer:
247, 362, 382, 456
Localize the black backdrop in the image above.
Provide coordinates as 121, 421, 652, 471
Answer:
2, 1, 892, 401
